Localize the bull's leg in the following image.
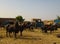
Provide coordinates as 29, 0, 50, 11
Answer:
50, 30, 52, 34
14, 32, 17, 38
55, 27, 57, 30
20, 31, 22, 36
9, 32, 11, 37
6, 32, 8, 37
31, 27, 34, 32
50, 28, 54, 33
41, 29, 44, 33
44, 30, 47, 33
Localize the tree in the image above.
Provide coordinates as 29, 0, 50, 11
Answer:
57, 16, 60, 20
16, 16, 24, 22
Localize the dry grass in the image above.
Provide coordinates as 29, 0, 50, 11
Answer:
0, 28, 60, 44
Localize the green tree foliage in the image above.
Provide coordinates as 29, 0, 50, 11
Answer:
54, 16, 60, 20
16, 16, 24, 22
57, 16, 60, 20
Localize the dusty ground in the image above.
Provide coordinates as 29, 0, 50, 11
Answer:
0, 28, 60, 44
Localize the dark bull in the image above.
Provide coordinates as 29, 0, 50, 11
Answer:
6, 21, 24, 38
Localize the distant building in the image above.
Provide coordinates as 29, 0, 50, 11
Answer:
0, 18, 16, 26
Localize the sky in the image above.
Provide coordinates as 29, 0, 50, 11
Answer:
0, 0, 60, 21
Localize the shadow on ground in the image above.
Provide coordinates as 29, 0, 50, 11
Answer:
15, 35, 41, 40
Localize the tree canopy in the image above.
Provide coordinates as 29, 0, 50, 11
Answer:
16, 16, 24, 22
57, 16, 60, 20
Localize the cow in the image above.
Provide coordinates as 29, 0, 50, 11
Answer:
41, 23, 57, 33
23, 22, 34, 31
6, 21, 25, 38
6, 24, 15, 37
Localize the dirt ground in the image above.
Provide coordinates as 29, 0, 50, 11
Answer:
0, 28, 60, 44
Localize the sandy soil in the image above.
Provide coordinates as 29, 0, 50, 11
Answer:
0, 28, 60, 44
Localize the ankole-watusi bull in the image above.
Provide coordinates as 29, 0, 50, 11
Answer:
6, 21, 25, 38
41, 23, 57, 33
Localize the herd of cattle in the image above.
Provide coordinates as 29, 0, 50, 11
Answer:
0, 20, 60, 38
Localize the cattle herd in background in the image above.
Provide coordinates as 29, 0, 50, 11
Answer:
0, 19, 60, 38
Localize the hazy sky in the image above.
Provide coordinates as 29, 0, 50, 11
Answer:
0, 0, 60, 21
